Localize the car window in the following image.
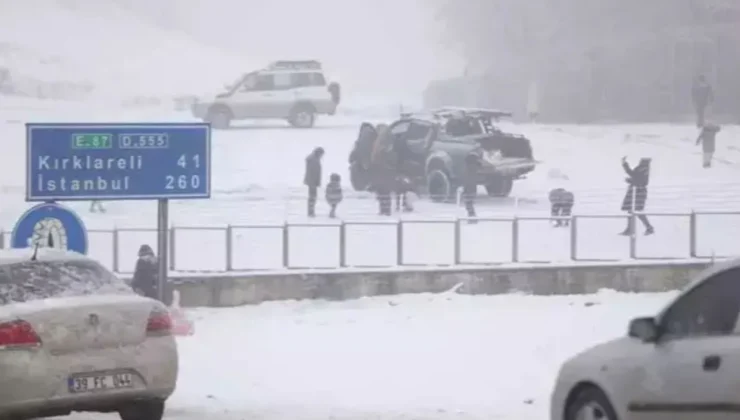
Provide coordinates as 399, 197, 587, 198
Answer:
406, 123, 433, 154
0, 260, 133, 304
240, 74, 257, 91
272, 73, 293, 90
390, 122, 411, 135
660, 267, 740, 338
292, 72, 326, 87
252, 74, 274, 91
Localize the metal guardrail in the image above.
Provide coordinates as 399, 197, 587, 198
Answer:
1, 210, 737, 274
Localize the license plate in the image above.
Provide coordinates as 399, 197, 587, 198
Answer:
68, 372, 133, 393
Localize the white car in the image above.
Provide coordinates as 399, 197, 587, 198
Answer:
192, 60, 341, 129
0, 248, 178, 420
550, 258, 740, 420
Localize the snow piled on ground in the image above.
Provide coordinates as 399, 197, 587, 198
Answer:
0, 0, 252, 101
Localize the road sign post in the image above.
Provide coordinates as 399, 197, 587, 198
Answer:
26, 123, 211, 302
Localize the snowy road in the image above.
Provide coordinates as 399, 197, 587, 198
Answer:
55, 290, 672, 420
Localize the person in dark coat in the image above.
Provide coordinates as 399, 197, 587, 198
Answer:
462, 153, 480, 221
696, 123, 721, 168
325, 173, 343, 218
692, 75, 714, 127
620, 157, 654, 236
372, 160, 395, 216
394, 175, 414, 212
549, 188, 574, 227
131, 244, 171, 305
303, 147, 324, 217
370, 126, 396, 216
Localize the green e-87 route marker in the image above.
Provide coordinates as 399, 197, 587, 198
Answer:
71, 133, 113, 149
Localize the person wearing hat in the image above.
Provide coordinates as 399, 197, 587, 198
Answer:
325, 172, 343, 218
303, 146, 324, 217
620, 156, 654, 235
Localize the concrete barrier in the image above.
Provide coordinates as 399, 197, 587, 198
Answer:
168, 260, 716, 307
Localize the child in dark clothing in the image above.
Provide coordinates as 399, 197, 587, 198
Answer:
549, 187, 574, 227
696, 123, 721, 168
325, 173, 343, 218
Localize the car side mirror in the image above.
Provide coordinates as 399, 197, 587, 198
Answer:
628, 317, 659, 342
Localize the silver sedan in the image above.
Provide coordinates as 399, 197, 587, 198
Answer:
0, 248, 178, 420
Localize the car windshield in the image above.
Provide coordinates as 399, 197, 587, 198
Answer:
0, 260, 133, 304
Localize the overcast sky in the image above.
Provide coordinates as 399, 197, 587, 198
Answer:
116, 0, 463, 99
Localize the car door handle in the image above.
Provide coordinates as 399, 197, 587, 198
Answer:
703, 355, 721, 371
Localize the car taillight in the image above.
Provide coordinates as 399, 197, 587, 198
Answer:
146, 309, 172, 336
0, 320, 41, 349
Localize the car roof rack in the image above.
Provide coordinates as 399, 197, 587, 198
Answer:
267, 60, 323, 71
432, 107, 513, 119
400, 107, 513, 123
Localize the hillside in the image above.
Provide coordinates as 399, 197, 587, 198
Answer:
0, 0, 253, 102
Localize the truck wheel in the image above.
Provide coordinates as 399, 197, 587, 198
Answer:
486, 176, 513, 197
289, 104, 316, 128
350, 163, 371, 191
206, 107, 232, 129
427, 169, 453, 203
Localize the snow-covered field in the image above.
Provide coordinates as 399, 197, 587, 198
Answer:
3, 103, 739, 270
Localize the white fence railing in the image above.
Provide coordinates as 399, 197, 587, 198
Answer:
2, 211, 738, 274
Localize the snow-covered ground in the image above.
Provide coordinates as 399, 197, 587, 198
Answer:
3, 103, 739, 271
56, 290, 675, 420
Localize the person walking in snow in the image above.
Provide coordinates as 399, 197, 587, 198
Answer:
303, 147, 324, 217
696, 123, 721, 168
325, 173, 343, 218
549, 188, 574, 227
462, 153, 480, 221
89, 200, 105, 213
692, 75, 714, 127
620, 156, 654, 236
131, 244, 170, 305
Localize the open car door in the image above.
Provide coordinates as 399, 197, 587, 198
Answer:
349, 122, 379, 191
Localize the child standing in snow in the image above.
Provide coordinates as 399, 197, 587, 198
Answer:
325, 173, 343, 218
549, 188, 574, 227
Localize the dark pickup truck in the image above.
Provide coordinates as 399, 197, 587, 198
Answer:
348, 107, 537, 201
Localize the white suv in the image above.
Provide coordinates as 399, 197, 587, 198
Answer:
192, 60, 340, 129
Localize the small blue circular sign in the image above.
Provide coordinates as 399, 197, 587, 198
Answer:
11, 203, 88, 254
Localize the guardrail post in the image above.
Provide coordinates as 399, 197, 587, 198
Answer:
454, 219, 461, 264
339, 222, 347, 267
168, 227, 176, 271
112, 228, 119, 272
629, 214, 637, 259
282, 223, 289, 268
396, 220, 404, 266
225, 225, 233, 271
570, 216, 578, 260
689, 211, 697, 258
511, 217, 519, 263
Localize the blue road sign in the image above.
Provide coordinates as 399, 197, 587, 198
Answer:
11, 202, 88, 254
26, 123, 211, 201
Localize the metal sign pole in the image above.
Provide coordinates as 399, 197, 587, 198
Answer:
156, 199, 169, 303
